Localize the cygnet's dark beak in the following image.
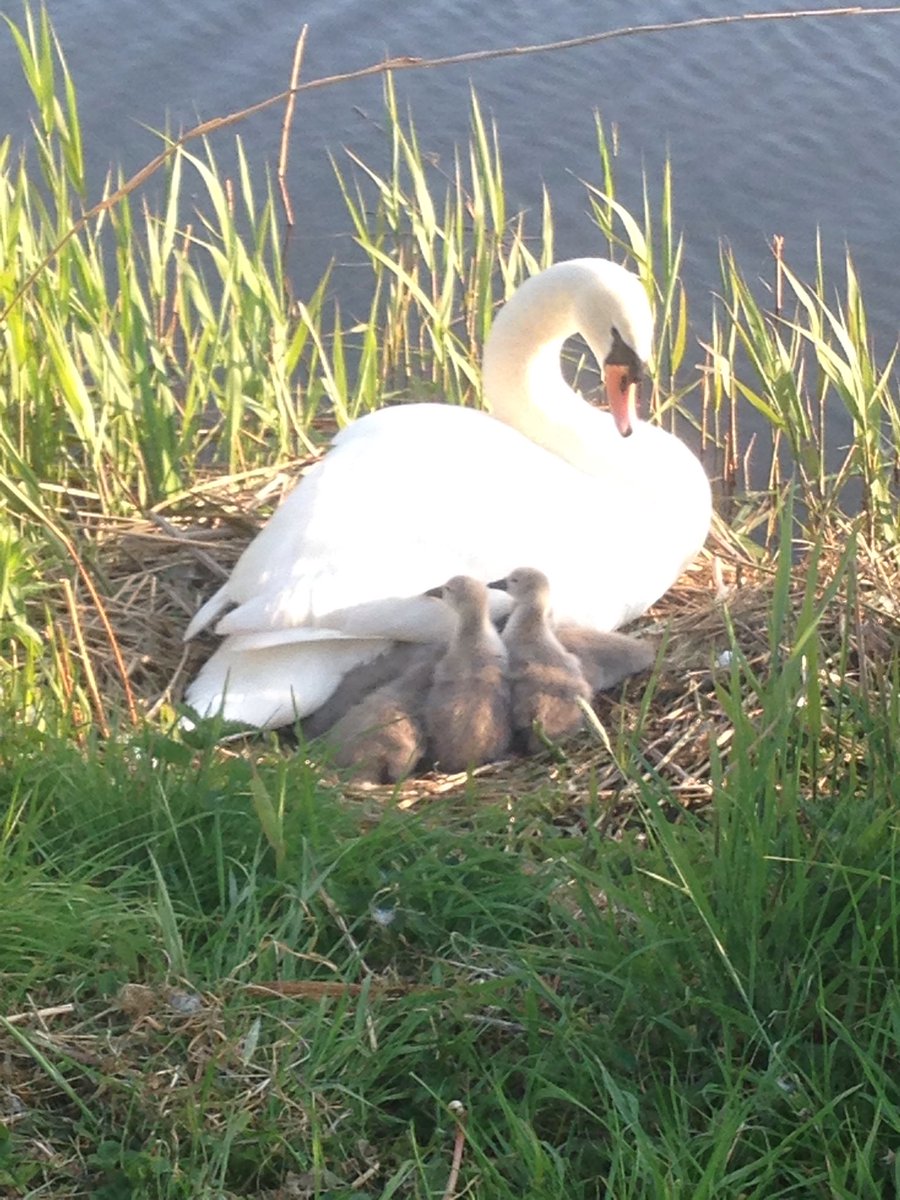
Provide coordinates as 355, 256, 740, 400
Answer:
488, 578, 509, 591
423, 585, 444, 599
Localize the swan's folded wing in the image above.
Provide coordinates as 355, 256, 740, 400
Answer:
187, 405, 585, 642
184, 636, 393, 727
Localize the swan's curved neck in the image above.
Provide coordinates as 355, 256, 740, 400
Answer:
481, 263, 626, 475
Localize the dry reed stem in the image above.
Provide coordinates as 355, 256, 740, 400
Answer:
442, 1102, 468, 1200
2, 1004, 76, 1027
61, 577, 108, 737
277, 25, 307, 229
48, 514, 140, 726
243, 980, 420, 999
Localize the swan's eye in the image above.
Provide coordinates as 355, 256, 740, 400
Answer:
607, 326, 643, 385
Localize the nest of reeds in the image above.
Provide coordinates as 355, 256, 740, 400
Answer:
53, 455, 899, 819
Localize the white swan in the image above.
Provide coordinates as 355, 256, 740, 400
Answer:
184, 257, 711, 727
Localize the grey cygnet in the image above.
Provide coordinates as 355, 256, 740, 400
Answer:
326, 646, 439, 784
423, 575, 512, 773
492, 567, 592, 753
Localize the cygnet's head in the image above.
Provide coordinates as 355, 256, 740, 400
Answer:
489, 567, 552, 609
424, 574, 489, 615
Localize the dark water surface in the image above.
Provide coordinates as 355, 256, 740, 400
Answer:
2, 1, 899, 404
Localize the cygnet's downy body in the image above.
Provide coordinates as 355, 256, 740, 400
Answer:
555, 625, 656, 691
423, 576, 512, 773
325, 646, 439, 784
302, 641, 439, 740
493, 567, 592, 754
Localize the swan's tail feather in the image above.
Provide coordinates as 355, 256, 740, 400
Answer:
183, 586, 233, 642
183, 636, 390, 729
213, 626, 372, 653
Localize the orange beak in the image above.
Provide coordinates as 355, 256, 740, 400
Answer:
604, 363, 637, 438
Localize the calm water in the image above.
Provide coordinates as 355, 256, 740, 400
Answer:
2, 1, 899, 414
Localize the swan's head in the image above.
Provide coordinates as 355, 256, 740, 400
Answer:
571, 259, 654, 439
482, 257, 655, 450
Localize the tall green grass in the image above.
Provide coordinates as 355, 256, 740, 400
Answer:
0, 6, 898, 1197
1, 562, 897, 1195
